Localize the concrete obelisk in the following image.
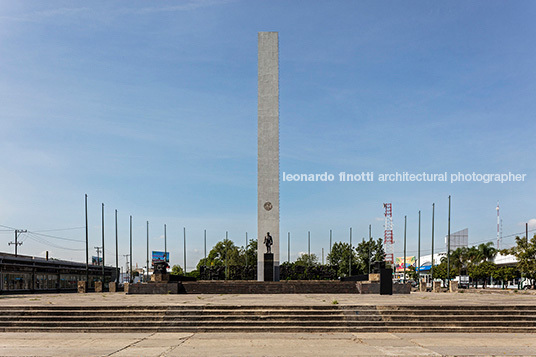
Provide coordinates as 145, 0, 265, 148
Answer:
257, 32, 280, 281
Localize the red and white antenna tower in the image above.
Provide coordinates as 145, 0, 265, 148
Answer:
383, 203, 394, 265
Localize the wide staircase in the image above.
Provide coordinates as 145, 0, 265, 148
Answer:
1, 305, 535, 333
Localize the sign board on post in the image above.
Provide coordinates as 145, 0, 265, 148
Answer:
91, 256, 103, 265
395, 256, 415, 272
151, 251, 169, 265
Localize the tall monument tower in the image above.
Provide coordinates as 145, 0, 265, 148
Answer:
257, 32, 280, 281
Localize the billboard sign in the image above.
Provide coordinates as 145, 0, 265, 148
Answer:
151, 251, 169, 263
395, 256, 415, 272
91, 256, 103, 265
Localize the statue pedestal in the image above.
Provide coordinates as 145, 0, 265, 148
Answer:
379, 268, 393, 295
264, 253, 274, 282
151, 273, 170, 282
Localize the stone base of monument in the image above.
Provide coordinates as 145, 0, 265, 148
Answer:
77, 281, 87, 293
433, 281, 441, 292
419, 281, 427, 292
264, 253, 274, 281
368, 273, 380, 282
151, 273, 170, 282
127, 282, 180, 294
449, 281, 458, 293
109, 282, 117, 292
94, 281, 103, 293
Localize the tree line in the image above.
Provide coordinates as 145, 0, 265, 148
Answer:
168, 232, 536, 288
169, 236, 387, 280
411, 234, 536, 289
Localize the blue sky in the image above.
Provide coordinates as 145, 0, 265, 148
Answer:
1, 1, 535, 270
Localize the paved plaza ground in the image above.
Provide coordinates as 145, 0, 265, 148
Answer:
1, 331, 536, 356
1, 289, 535, 307
1, 291, 536, 356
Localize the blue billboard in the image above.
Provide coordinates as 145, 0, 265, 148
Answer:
151, 251, 169, 263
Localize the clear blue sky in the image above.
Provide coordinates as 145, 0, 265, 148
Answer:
1, 1, 535, 270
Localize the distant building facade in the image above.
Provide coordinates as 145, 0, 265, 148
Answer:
445, 228, 468, 252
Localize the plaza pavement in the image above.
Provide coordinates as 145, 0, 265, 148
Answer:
1, 332, 536, 356
1, 289, 535, 307
1, 290, 536, 356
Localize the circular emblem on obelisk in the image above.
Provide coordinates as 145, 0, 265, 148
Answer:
264, 202, 273, 211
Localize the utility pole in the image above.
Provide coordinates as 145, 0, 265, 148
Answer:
322, 247, 324, 265
447, 195, 451, 289
329, 229, 332, 255
183, 227, 186, 273
85, 194, 89, 283
122, 254, 130, 283
308, 231, 311, 260
115, 209, 118, 283
101, 203, 105, 283
418, 210, 421, 282
164, 224, 167, 263
288, 232, 290, 263
431, 203, 435, 282
9, 229, 26, 256
245, 232, 248, 267
368, 224, 372, 275
146, 221, 149, 282
526, 222, 529, 245
94, 246, 102, 266
129, 216, 132, 283
349, 227, 352, 277
403, 215, 407, 284
225, 231, 228, 279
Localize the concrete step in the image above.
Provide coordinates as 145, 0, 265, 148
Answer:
0, 310, 346, 317
0, 314, 352, 322
2, 325, 536, 333
3, 314, 536, 323
2, 320, 536, 328
1, 305, 536, 333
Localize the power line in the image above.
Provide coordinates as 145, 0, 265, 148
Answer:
25, 232, 85, 252
28, 231, 84, 243
1, 223, 85, 242
33, 227, 85, 233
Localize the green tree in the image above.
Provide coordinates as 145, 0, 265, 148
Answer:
477, 242, 497, 262
468, 261, 497, 288
434, 258, 450, 282
295, 253, 319, 267
170, 265, 184, 275
355, 238, 386, 274
207, 238, 241, 266
241, 239, 257, 267
327, 242, 357, 277
492, 266, 519, 288
406, 265, 419, 282
504, 234, 536, 289
451, 247, 469, 277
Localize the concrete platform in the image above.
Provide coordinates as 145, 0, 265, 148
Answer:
1, 332, 536, 356
1, 291, 535, 355
2, 290, 535, 307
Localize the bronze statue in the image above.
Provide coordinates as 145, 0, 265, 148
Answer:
264, 232, 273, 254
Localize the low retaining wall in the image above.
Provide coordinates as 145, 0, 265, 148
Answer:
126, 280, 410, 294
356, 282, 411, 294
179, 280, 358, 294
127, 283, 179, 294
